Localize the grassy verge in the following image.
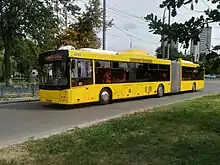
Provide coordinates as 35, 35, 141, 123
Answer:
1, 94, 220, 165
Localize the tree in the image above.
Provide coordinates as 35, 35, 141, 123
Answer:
74, 0, 102, 48
212, 45, 220, 54
57, 28, 78, 48
0, 52, 3, 80
155, 46, 162, 58
0, 0, 80, 86
155, 45, 186, 60
197, 46, 220, 74
58, 0, 103, 49
12, 38, 39, 76
144, 0, 220, 49
0, 52, 17, 81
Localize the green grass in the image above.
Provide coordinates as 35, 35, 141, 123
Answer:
1, 94, 220, 165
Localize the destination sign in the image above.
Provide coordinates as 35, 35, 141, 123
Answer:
44, 54, 62, 62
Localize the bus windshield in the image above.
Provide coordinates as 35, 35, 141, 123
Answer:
39, 51, 69, 89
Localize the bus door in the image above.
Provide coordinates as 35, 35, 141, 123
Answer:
70, 58, 93, 103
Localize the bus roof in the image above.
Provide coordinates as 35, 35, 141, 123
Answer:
179, 58, 199, 67
80, 48, 119, 55
40, 48, 200, 66
58, 45, 75, 50
69, 48, 171, 64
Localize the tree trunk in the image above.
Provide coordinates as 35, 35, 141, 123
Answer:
4, 35, 12, 86
28, 65, 31, 82
2, 58, 4, 81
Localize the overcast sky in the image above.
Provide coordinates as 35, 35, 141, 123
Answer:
78, 0, 220, 55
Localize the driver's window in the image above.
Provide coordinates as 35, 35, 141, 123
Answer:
80, 60, 92, 78
71, 58, 93, 87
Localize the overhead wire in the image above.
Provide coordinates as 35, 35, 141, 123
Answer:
106, 9, 147, 25
78, 0, 160, 45
107, 7, 150, 21
107, 6, 195, 24
78, 0, 207, 47
107, 2, 218, 50
201, 0, 211, 9
77, 0, 148, 25
78, 0, 198, 24
183, 5, 204, 13
112, 24, 159, 45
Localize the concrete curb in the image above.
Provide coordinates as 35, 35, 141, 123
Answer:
0, 98, 39, 105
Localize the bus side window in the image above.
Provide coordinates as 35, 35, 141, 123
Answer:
136, 63, 149, 82
111, 62, 129, 83
71, 59, 93, 86
182, 67, 193, 80
104, 69, 112, 83
71, 59, 78, 79
95, 60, 111, 84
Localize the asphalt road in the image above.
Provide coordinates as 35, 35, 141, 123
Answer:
0, 80, 220, 148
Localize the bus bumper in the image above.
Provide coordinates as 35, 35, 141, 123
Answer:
39, 90, 70, 104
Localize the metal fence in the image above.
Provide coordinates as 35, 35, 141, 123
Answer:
0, 84, 39, 98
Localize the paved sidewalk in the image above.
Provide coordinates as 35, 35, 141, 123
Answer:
0, 97, 39, 105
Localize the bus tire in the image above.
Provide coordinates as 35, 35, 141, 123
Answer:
157, 84, 164, 97
192, 83, 196, 92
99, 88, 112, 105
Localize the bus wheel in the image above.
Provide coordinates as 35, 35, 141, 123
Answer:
157, 84, 164, 97
99, 88, 112, 105
192, 83, 196, 92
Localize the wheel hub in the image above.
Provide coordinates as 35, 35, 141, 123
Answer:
101, 91, 109, 102
159, 87, 163, 96
193, 85, 196, 91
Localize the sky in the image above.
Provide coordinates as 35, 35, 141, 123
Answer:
77, 0, 220, 55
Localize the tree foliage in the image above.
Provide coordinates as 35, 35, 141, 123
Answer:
212, 45, 220, 51
155, 45, 183, 60
58, 0, 102, 49
0, 0, 80, 85
155, 45, 194, 61
12, 38, 39, 73
145, 0, 220, 48
200, 52, 220, 74
0, 0, 104, 85
0, 53, 3, 80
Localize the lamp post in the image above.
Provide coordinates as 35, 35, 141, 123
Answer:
167, 8, 171, 59
161, 8, 166, 59
102, 0, 106, 50
125, 29, 132, 49
161, 8, 171, 59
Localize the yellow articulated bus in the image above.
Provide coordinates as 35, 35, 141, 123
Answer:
38, 48, 204, 105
